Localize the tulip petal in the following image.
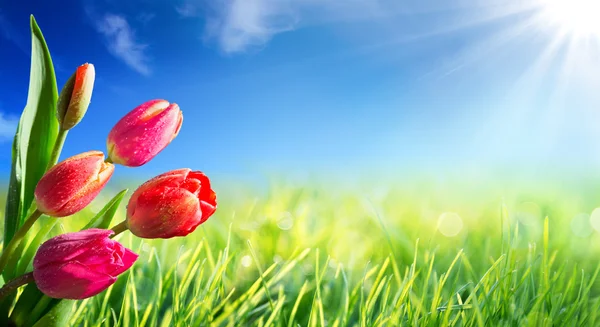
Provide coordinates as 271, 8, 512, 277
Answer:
191, 171, 217, 223
107, 100, 182, 167
126, 169, 216, 239
35, 151, 114, 217
34, 229, 113, 269
33, 229, 138, 300
34, 261, 116, 300
54, 161, 115, 217
126, 169, 190, 219
110, 248, 138, 276
60, 63, 95, 130
128, 186, 201, 238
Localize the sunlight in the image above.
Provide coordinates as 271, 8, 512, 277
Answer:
541, 0, 600, 35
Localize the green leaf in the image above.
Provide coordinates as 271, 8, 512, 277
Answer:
82, 189, 129, 230
31, 299, 74, 327
3, 231, 31, 280
15, 216, 58, 277
0, 292, 16, 327
9, 283, 44, 326
4, 15, 59, 246
4, 133, 22, 248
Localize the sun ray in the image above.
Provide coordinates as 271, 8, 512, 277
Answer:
539, 0, 600, 36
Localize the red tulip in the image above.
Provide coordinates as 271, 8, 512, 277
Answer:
57, 63, 95, 130
34, 151, 114, 217
126, 168, 216, 239
33, 229, 138, 299
107, 99, 183, 167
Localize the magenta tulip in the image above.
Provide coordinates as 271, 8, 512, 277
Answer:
126, 168, 216, 239
33, 229, 138, 299
107, 99, 183, 167
34, 151, 114, 217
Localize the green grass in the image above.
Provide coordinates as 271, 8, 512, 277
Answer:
4, 174, 600, 326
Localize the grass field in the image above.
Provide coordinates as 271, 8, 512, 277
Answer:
4, 173, 600, 326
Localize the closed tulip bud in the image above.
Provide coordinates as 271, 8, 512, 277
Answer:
126, 168, 216, 239
34, 151, 114, 217
107, 99, 183, 167
57, 63, 95, 130
33, 229, 138, 299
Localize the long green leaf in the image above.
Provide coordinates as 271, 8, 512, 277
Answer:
31, 299, 74, 327
82, 189, 128, 230
15, 216, 58, 276
4, 15, 59, 246
9, 283, 44, 326
2, 15, 60, 326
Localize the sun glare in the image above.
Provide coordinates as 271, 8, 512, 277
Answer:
541, 0, 600, 35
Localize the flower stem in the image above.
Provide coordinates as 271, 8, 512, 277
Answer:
0, 210, 43, 274
110, 221, 129, 238
0, 272, 34, 300
47, 128, 68, 170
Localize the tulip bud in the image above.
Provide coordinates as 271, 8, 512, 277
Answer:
107, 99, 183, 167
126, 168, 216, 239
33, 229, 138, 299
34, 151, 114, 217
57, 63, 95, 130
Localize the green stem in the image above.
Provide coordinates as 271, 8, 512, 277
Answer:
110, 221, 129, 238
47, 128, 68, 170
0, 210, 43, 275
0, 272, 34, 301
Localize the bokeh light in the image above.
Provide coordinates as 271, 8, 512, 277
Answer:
241, 255, 252, 268
589, 208, 600, 232
571, 213, 593, 238
437, 212, 464, 237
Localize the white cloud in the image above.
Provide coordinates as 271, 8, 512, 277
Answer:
203, 0, 403, 54
176, 2, 200, 18
206, 0, 298, 53
0, 112, 18, 142
137, 12, 156, 25
202, 0, 528, 54
96, 14, 151, 76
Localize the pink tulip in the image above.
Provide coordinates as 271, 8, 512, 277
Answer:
33, 229, 138, 300
126, 168, 216, 239
107, 99, 183, 167
35, 151, 114, 217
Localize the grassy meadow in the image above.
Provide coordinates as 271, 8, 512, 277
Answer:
3, 172, 600, 326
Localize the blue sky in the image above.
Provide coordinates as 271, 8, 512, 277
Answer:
1, 0, 600, 179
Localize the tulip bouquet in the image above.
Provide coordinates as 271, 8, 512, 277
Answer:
0, 16, 216, 326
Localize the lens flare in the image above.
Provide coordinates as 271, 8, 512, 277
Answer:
541, 0, 600, 35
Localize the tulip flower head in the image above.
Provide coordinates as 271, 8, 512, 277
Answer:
34, 151, 114, 217
107, 99, 183, 167
57, 63, 95, 130
127, 168, 216, 239
33, 229, 138, 300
